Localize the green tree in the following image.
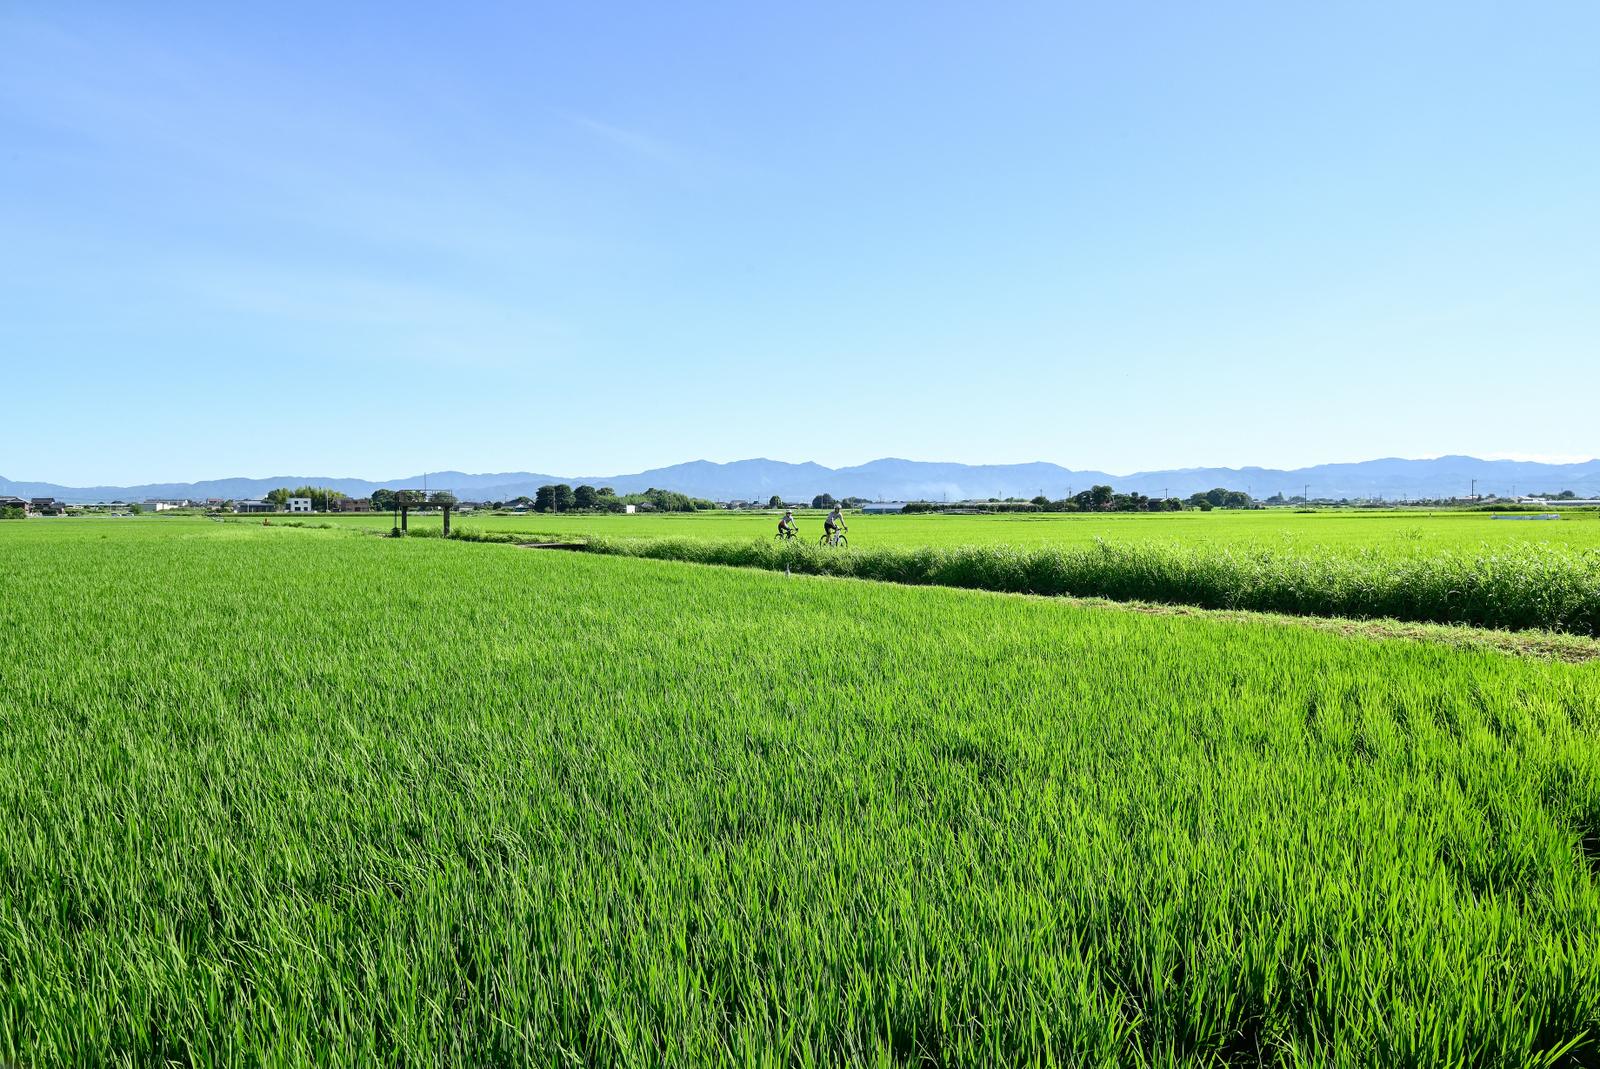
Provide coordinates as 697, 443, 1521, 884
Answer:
428, 491, 457, 508
286, 485, 347, 511
265, 488, 290, 507
534, 486, 556, 512
128, 503, 144, 515
371, 488, 397, 512
574, 485, 598, 510
768, 495, 783, 509
811, 493, 836, 509
552, 484, 576, 512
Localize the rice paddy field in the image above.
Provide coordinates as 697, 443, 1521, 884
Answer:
3, 517, 1600, 1066
322, 505, 1600, 553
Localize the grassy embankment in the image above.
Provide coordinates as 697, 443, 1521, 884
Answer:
573, 535, 1600, 636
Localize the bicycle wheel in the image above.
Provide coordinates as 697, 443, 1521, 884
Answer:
835, 534, 848, 548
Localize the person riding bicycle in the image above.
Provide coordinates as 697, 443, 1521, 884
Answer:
824, 505, 846, 543
777, 509, 798, 539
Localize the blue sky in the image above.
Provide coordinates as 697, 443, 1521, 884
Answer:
3, 2, 1597, 485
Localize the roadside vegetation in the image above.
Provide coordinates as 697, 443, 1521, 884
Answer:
579, 536, 1600, 636
1, 519, 1597, 1065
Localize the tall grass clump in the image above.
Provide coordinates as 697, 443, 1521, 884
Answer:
583, 536, 1600, 635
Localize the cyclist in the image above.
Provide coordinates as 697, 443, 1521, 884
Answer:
824, 505, 846, 544
776, 509, 798, 539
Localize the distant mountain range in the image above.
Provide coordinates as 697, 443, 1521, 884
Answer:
6, 455, 1599, 504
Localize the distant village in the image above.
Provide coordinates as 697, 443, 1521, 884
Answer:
1, 494, 359, 516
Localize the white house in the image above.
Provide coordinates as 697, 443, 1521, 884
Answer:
287, 497, 313, 513
624, 504, 637, 514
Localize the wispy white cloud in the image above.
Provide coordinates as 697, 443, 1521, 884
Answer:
566, 113, 680, 164
0, 10, 608, 377
167, 258, 573, 371
0, 11, 597, 261
559, 109, 744, 190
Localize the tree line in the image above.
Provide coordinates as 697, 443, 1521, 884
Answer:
507, 485, 716, 513
370, 489, 457, 511
267, 487, 460, 511
902, 486, 1257, 513
265, 486, 357, 511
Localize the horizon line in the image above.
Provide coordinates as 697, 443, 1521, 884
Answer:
6, 452, 1600, 490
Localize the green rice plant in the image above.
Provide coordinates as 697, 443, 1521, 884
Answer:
0, 519, 1597, 1066
444, 526, 527, 544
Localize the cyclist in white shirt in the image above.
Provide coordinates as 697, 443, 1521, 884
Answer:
824, 506, 845, 542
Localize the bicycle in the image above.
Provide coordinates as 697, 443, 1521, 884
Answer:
818, 527, 848, 548
775, 527, 799, 542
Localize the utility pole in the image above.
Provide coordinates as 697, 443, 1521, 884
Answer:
1304, 483, 1310, 505
1470, 478, 1477, 501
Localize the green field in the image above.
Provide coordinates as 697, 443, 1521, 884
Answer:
315, 505, 1600, 553
2, 518, 1598, 1065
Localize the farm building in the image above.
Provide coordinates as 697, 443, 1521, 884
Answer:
30, 497, 67, 515
335, 498, 372, 512
141, 500, 181, 512
234, 499, 275, 513
287, 497, 313, 513
860, 502, 908, 514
